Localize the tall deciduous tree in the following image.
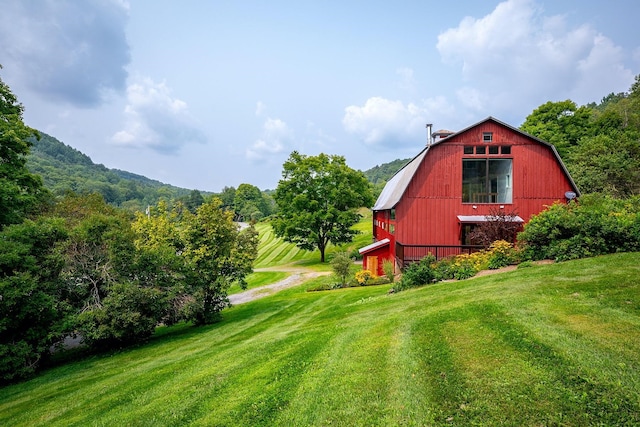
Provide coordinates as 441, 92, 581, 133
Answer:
272, 152, 374, 262
133, 198, 259, 325
0, 218, 68, 384
234, 183, 271, 222
520, 100, 593, 158
0, 68, 47, 228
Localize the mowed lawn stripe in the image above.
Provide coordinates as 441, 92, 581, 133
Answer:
1, 253, 639, 426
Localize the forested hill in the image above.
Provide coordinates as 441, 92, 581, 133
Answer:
26, 132, 201, 212
363, 157, 411, 198
363, 158, 411, 185
26, 130, 412, 212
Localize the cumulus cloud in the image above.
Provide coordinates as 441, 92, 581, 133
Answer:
342, 97, 455, 148
437, 0, 635, 109
112, 78, 205, 154
0, 0, 130, 107
246, 118, 293, 161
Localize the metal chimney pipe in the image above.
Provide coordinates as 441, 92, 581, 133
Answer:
426, 123, 433, 146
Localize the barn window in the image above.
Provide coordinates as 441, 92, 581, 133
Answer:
501, 146, 511, 154
476, 146, 486, 154
464, 146, 474, 154
489, 146, 499, 154
462, 159, 512, 203
483, 132, 493, 142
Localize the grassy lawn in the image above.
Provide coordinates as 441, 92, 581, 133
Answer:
253, 208, 372, 269
2, 252, 639, 426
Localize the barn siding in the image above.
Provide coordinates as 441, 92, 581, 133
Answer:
392, 119, 576, 247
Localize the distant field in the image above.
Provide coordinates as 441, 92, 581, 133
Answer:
2, 252, 639, 426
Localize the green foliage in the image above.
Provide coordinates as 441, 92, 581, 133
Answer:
486, 240, 519, 269
522, 76, 640, 197
362, 158, 411, 199
0, 72, 48, 228
272, 151, 374, 262
518, 194, 640, 261
133, 198, 259, 325
431, 254, 480, 281
354, 269, 375, 285
382, 259, 395, 283
394, 254, 437, 291
567, 132, 640, 197
520, 99, 593, 158
26, 132, 200, 211
75, 283, 167, 348
330, 252, 352, 286
0, 218, 68, 384
233, 183, 273, 222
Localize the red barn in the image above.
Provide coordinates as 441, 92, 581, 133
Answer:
359, 117, 580, 276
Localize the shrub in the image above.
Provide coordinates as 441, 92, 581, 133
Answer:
487, 240, 518, 269
355, 269, 376, 285
331, 252, 353, 287
395, 254, 437, 291
468, 207, 522, 246
382, 259, 395, 283
518, 195, 640, 261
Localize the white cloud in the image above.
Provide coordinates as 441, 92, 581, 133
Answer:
246, 118, 293, 160
112, 77, 205, 153
0, 0, 130, 107
436, 0, 635, 113
342, 96, 456, 148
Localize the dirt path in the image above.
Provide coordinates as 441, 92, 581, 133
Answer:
229, 267, 330, 305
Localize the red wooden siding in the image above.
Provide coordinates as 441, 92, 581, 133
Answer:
394, 121, 576, 246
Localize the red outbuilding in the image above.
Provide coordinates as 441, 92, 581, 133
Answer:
359, 117, 580, 276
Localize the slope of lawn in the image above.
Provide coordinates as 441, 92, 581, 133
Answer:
253, 208, 372, 269
2, 252, 639, 426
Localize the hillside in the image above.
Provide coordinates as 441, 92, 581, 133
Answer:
26, 132, 203, 211
1, 252, 638, 426
26, 130, 407, 210
363, 157, 410, 185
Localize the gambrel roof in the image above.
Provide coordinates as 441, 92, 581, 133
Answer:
371, 116, 580, 211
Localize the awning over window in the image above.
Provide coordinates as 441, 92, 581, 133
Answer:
359, 238, 390, 255
457, 215, 524, 223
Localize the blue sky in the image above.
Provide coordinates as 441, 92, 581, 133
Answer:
1, 0, 638, 191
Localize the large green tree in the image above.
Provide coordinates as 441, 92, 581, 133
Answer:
56, 194, 169, 347
522, 76, 640, 197
133, 198, 259, 325
0, 218, 68, 384
520, 100, 593, 158
272, 152, 374, 262
234, 183, 272, 222
0, 67, 47, 228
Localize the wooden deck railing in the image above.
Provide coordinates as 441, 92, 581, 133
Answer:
395, 242, 484, 268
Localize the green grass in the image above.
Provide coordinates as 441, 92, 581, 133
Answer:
2, 252, 639, 426
253, 208, 372, 269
